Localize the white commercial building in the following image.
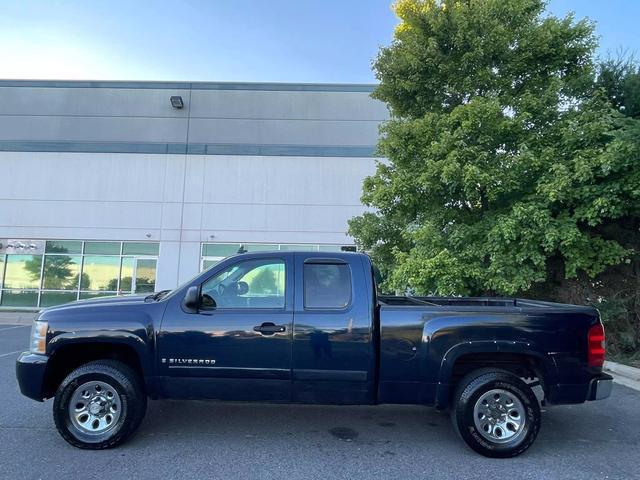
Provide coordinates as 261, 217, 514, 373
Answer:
0, 80, 387, 308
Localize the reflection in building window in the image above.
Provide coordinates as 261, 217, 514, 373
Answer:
135, 259, 157, 293
3, 255, 42, 289
119, 257, 134, 292
42, 255, 81, 290
80, 256, 121, 291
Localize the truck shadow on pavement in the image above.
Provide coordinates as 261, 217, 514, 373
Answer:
131, 400, 459, 451
126, 389, 638, 460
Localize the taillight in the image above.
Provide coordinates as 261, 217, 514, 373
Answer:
588, 323, 605, 368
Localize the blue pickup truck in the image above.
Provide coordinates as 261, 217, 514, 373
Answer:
16, 251, 612, 457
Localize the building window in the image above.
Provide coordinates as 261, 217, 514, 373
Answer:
200, 243, 355, 271
0, 240, 159, 308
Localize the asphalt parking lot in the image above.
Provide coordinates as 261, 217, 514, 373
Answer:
1, 324, 639, 480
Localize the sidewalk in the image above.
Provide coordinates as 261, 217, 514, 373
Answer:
0, 310, 39, 325
604, 360, 640, 392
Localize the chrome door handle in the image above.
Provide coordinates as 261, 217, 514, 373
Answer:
253, 322, 286, 335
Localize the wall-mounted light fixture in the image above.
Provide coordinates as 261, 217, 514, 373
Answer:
170, 95, 184, 109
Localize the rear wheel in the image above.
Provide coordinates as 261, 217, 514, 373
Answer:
451, 369, 540, 458
53, 360, 146, 449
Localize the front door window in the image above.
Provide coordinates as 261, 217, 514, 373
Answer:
201, 258, 286, 309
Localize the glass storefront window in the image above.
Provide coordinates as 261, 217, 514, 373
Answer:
119, 257, 134, 293
80, 256, 121, 291
117, 257, 156, 293
202, 243, 242, 257
135, 259, 157, 293
122, 242, 160, 256
0, 240, 160, 309
45, 241, 82, 254
0, 290, 39, 307
242, 244, 276, 252
202, 259, 218, 270
40, 291, 79, 307
3, 255, 42, 289
278, 244, 317, 251
84, 241, 121, 255
42, 255, 81, 290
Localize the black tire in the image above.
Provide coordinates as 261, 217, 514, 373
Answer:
450, 368, 540, 458
53, 360, 147, 449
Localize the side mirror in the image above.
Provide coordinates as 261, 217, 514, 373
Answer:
182, 286, 200, 313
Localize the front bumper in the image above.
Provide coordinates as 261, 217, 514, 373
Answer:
15, 352, 49, 401
587, 373, 613, 401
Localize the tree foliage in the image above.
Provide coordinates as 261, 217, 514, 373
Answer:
349, 0, 640, 298
597, 54, 640, 118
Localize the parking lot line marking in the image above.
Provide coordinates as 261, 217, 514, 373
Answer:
0, 325, 31, 332
0, 350, 23, 358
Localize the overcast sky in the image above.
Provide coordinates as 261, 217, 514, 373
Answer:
0, 0, 637, 83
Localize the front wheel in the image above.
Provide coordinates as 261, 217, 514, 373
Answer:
451, 369, 540, 458
53, 360, 147, 449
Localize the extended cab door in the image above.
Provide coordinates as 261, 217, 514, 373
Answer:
292, 253, 376, 404
157, 253, 294, 402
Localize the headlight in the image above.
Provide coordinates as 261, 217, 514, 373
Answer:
30, 320, 48, 354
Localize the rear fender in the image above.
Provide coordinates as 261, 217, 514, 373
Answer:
434, 340, 555, 408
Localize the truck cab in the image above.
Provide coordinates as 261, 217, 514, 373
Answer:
157, 251, 376, 404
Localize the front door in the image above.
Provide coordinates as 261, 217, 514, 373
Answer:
158, 254, 293, 402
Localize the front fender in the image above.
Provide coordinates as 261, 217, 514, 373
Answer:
48, 330, 153, 376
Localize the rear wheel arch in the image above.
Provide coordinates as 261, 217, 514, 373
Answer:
435, 346, 551, 409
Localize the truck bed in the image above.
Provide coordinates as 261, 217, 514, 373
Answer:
378, 295, 590, 310
376, 294, 600, 406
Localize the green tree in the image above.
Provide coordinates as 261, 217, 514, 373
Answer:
591, 55, 640, 360
597, 54, 640, 118
349, 0, 640, 301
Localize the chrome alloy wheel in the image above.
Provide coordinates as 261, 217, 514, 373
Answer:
68, 381, 121, 436
473, 388, 526, 444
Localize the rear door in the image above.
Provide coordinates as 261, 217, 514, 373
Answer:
292, 253, 376, 404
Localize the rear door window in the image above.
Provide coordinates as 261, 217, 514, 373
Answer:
303, 263, 351, 309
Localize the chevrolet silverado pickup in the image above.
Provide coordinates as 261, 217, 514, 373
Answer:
16, 251, 612, 457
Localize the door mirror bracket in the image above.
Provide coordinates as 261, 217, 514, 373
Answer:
182, 286, 201, 313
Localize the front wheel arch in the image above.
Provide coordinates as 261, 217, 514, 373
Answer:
44, 342, 146, 398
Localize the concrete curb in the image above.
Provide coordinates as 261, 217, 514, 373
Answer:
604, 360, 640, 392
